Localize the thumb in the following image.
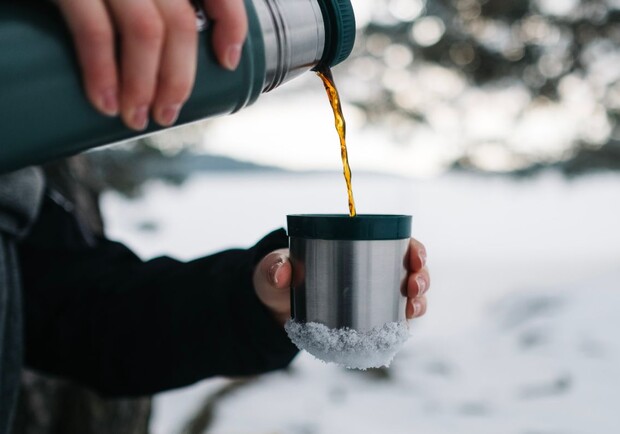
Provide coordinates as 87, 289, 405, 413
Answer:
253, 249, 292, 325
256, 249, 292, 290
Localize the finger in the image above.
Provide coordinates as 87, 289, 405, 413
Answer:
204, 0, 248, 70
412, 296, 427, 318
407, 267, 430, 298
152, 0, 198, 126
107, 0, 165, 130
271, 255, 293, 291
253, 249, 292, 325
406, 296, 428, 319
406, 298, 414, 319
258, 249, 292, 291
57, 0, 119, 116
407, 238, 428, 272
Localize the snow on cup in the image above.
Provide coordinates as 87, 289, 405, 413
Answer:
285, 214, 412, 369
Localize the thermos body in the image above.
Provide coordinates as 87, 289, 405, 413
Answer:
0, 0, 355, 173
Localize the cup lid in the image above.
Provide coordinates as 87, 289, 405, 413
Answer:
287, 214, 412, 240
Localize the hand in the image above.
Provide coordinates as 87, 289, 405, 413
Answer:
403, 238, 430, 319
253, 248, 291, 326
56, 0, 248, 130
253, 238, 431, 326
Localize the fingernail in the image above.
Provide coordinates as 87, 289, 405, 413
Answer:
101, 89, 119, 116
419, 248, 427, 267
416, 275, 427, 296
131, 105, 149, 131
160, 104, 181, 126
413, 300, 422, 317
268, 260, 284, 285
225, 44, 242, 70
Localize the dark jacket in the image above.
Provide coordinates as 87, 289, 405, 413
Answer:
0, 168, 44, 434
1, 175, 297, 431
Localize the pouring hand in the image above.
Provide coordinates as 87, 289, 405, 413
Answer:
56, 0, 248, 130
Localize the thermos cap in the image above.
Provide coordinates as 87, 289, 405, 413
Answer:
317, 0, 356, 67
287, 214, 412, 240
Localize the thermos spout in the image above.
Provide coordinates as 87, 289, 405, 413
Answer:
255, 0, 355, 91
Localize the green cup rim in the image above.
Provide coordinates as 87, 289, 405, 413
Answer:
287, 214, 412, 240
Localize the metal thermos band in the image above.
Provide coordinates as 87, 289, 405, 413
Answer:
254, 0, 326, 92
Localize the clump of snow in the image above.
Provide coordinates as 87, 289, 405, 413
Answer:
285, 319, 410, 370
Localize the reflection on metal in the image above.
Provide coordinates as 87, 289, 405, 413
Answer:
290, 237, 408, 332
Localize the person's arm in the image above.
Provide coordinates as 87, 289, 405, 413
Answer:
18, 193, 298, 397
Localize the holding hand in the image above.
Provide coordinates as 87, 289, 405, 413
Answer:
253, 238, 431, 326
56, 0, 248, 130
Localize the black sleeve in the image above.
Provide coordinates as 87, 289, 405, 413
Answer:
18, 193, 298, 397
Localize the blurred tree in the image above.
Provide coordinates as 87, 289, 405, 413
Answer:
343, 0, 620, 174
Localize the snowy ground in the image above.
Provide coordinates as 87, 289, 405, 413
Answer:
101, 171, 620, 434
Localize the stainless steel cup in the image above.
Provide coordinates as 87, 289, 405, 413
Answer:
287, 214, 412, 332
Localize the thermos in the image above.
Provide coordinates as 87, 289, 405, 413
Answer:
0, 0, 355, 174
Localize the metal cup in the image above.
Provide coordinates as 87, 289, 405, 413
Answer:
287, 214, 412, 332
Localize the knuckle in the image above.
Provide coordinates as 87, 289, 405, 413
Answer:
234, 22, 249, 43
83, 69, 111, 90
421, 301, 428, 315
424, 268, 431, 285
165, 9, 197, 35
160, 77, 192, 101
78, 25, 113, 47
240, 18, 249, 36
122, 81, 154, 104
129, 13, 165, 45
234, 17, 249, 38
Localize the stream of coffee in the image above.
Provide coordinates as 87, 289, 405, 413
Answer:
316, 67, 357, 217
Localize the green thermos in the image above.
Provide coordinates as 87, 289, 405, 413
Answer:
0, 0, 355, 174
